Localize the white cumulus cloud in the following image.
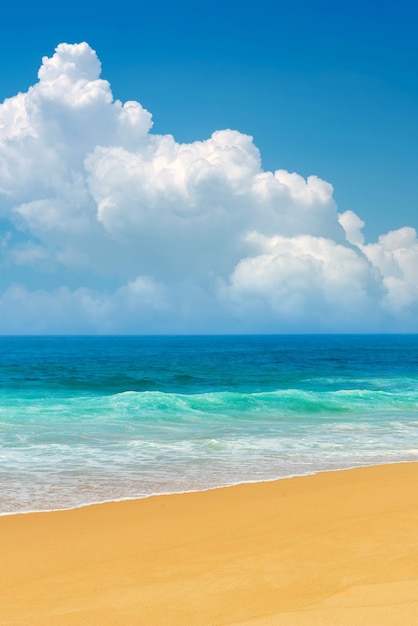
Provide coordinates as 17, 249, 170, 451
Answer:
0, 42, 416, 333
219, 232, 387, 332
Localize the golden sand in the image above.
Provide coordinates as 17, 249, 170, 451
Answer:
2, 463, 418, 625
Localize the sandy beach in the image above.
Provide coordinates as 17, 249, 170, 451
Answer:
2, 462, 418, 625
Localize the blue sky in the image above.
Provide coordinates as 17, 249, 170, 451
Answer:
0, 0, 417, 332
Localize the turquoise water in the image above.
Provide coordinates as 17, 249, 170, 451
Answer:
1, 335, 418, 514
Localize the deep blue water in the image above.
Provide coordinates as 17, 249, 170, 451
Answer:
1, 335, 418, 514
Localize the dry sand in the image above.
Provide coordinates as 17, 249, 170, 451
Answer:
2, 462, 418, 625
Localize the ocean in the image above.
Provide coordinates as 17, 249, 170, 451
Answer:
1, 334, 418, 515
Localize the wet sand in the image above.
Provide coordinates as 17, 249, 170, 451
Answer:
2, 462, 418, 625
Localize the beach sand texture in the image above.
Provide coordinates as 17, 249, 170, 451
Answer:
2, 462, 418, 625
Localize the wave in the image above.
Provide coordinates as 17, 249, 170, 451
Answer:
104, 387, 418, 421
1, 385, 418, 427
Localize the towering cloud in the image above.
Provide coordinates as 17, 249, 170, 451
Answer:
0, 42, 417, 332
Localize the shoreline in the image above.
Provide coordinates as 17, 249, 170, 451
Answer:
2, 458, 416, 518
2, 462, 418, 624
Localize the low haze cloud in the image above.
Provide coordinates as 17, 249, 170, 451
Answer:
0, 42, 417, 333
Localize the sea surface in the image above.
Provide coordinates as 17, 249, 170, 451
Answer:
1, 334, 418, 515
